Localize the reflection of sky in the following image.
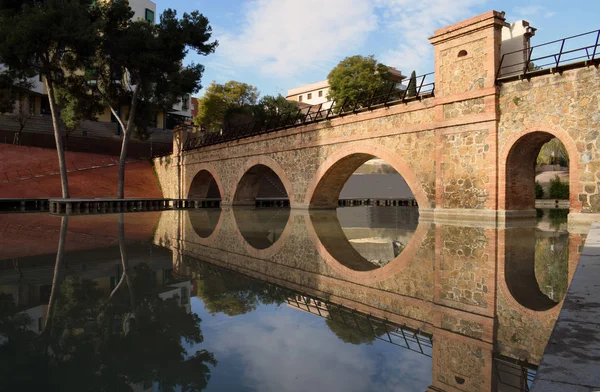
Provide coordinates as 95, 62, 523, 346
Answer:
188, 297, 431, 392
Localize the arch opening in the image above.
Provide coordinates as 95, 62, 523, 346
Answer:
188, 170, 222, 200
310, 154, 422, 271
504, 217, 570, 311
233, 164, 289, 207
505, 132, 570, 211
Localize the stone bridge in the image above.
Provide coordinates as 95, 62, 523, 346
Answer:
153, 208, 584, 392
154, 10, 600, 224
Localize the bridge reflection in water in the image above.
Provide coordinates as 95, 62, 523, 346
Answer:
0, 206, 582, 391
168, 206, 583, 392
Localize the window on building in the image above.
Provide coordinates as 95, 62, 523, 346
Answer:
298, 95, 303, 102
145, 8, 155, 23
182, 94, 190, 111
307, 93, 312, 100
318, 90, 323, 97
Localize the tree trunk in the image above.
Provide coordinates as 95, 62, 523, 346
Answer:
118, 213, 136, 316
117, 85, 141, 199
44, 77, 70, 198
43, 216, 69, 332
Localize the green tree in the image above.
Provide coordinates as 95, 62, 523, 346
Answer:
194, 81, 259, 131
194, 263, 287, 316
0, 0, 101, 198
325, 307, 391, 345
327, 55, 393, 110
406, 70, 417, 97
55, 76, 105, 145
252, 94, 299, 123
94, 1, 217, 198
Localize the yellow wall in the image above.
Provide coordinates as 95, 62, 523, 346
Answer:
98, 107, 112, 122
157, 111, 165, 129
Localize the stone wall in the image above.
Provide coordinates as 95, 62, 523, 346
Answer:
152, 155, 179, 199
498, 66, 600, 213
182, 102, 438, 209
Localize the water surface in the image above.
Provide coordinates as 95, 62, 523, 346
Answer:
0, 207, 582, 391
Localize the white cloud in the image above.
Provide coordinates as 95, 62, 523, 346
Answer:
196, 308, 433, 392
209, 0, 489, 85
374, 0, 487, 74
216, 0, 377, 78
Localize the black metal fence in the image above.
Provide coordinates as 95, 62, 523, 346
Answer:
183, 72, 435, 151
497, 28, 600, 80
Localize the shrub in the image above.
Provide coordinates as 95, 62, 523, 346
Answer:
535, 181, 544, 199
549, 176, 569, 199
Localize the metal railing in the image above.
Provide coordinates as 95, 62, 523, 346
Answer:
287, 293, 434, 357
497, 28, 600, 80
183, 73, 435, 151
494, 355, 537, 392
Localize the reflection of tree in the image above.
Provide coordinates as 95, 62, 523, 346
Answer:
0, 215, 216, 391
195, 264, 288, 316
325, 307, 390, 345
548, 209, 569, 231
534, 236, 569, 303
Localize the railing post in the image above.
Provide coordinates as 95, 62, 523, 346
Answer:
384, 83, 395, 105
524, 46, 533, 75
555, 38, 566, 67
416, 75, 426, 97
592, 29, 600, 60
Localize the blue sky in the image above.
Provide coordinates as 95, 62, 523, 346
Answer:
156, 0, 600, 98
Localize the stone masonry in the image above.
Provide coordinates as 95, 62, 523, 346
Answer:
153, 10, 600, 223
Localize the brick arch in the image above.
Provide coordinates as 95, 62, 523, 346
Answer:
187, 163, 224, 200
499, 125, 581, 212
230, 156, 294, 206
304, 141, 430, 209
185, 208, 224, 247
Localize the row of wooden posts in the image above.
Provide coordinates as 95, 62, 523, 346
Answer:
2, 197, 419, 215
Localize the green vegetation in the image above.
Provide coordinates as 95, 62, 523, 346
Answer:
327, 55, 394, 110
0, 0, 102, 197
0, 266, 216, 391
0, 1, 217, 199
536, 181, 544, 199
534, 236, 569, 303
194, 263, 289, 316
91, 1, 217, 198
406, 70, 417, 98
325, 307, 391, 345
193, 81, 298, 131
549, 175, 569, 199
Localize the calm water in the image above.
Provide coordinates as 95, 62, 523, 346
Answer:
0, 207, 582, 391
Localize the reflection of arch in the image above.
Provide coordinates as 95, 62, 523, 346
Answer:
231, 156, 294, 206
185, 209, 223, 246
233, 208, 291, 250
188, 164, 223, 200
304, 142, 430, 209
188, 209, 222, 238
307, 210, 431, 284
227, 208, 294, 259
504, 228, 559, 311
500, 126, 581, 212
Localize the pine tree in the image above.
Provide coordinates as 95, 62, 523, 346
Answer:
406, 70, 418, 98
